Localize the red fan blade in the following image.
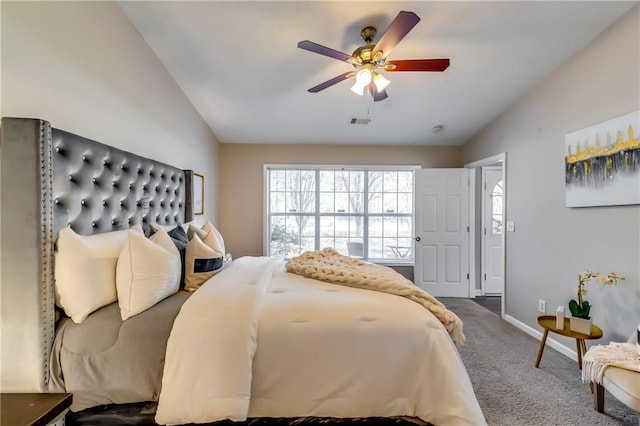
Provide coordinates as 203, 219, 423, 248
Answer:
372, 11, 421, 61
368, 84, 389, 102
384, 59, 450, 72
298, 40, 353, 63
308, 71, 356, 93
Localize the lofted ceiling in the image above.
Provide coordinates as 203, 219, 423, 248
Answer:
119, 1, 636, 146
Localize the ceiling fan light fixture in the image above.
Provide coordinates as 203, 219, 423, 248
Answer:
350, 68, 373, 96
298, 11, 449, 102
350, 81, 367, 96
373, 72, 390, 92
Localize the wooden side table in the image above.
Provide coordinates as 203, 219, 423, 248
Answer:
535, 315, 603, 370
1, 393, 72, 426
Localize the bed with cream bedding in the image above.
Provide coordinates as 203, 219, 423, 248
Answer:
156, 256, 485, 426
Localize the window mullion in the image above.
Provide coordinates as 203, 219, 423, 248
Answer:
315, 169, 320, 250
266, 169, 271, 256
363, 170, 369, 261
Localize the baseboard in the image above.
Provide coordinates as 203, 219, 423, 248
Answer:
474, 289, 482, 297
503, 314, 578, 362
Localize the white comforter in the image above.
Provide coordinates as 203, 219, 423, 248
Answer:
156, 257, 486, 426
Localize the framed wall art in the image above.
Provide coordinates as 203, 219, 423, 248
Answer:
565, 110, 640, 207
193, 172, 204, 215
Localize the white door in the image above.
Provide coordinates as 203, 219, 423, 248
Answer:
482, 167, 504, 295
414, 169, 469, 297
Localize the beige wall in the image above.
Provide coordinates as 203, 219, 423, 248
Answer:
462, 5, 640, 344
220, 144, 462, 257
1, 1, 220, 223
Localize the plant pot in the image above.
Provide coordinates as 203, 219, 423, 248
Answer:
569, 316, 592, 335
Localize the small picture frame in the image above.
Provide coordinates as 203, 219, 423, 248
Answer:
193, 173, 204, 215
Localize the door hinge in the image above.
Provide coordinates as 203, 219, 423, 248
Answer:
484, 273, 487, 280
466, 273, 469, 280
483, 228, 486, 235
466, 226, 470, 232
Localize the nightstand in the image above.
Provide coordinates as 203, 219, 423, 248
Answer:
1, 393, 72, 426
535, 315, 603, 370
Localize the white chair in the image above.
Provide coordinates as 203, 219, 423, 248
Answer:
592, 331, 640, 417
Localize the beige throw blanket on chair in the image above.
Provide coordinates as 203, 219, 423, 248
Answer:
582, 342, 640, 384
286, 248, 465, 347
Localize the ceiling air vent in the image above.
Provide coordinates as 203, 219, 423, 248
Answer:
350, 118, 371, 125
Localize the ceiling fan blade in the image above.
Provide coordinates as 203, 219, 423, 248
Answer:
298, 40, 353, 62
372, 11, 421, 61
308, 71, 355, 93
384, 59, 450, 72
368, 84, 389, 102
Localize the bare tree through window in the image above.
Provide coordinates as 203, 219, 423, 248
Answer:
267, 167, 413, 261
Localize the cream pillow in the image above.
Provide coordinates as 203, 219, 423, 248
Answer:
116, 228, 181, 320
54, 224, 143, 323
187, 223, 208, 241
184, 234, 224, 291
202, 221, 226, 255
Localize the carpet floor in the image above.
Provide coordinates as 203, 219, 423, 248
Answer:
69, 299, 638, 426
471, 296, 501, 316
442, 298, 638, 426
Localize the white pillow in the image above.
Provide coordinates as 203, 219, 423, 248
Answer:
202, 221, 225, 255
184, 234, 224, 291
187, 223, 208, 241
116, 228, 181, 320
54, 224, 143, 324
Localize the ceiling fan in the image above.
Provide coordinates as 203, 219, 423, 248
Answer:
298, 11, 450, 102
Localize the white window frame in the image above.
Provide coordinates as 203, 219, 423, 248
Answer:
263, 164, 419, 265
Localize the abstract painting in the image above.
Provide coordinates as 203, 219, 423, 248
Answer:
565, 110, 640, 207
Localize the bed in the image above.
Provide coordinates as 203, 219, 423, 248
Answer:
0, 117, 486, 425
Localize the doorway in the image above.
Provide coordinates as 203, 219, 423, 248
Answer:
465, 153, 507, 318
482, 166, 504, 295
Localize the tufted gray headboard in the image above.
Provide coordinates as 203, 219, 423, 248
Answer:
0, 117, 193, 392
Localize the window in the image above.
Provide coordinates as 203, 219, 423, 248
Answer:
266, 166, 415, 263
491, 180, 503, 235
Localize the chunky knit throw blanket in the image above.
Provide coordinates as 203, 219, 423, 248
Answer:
582, 342, 640, 384
285, 248, 465, 347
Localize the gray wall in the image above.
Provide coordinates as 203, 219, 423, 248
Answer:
0, 1, 219, 391
1, 1, 220, 222
462, 5, 640, 346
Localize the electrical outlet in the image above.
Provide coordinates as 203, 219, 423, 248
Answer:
538, 299, 546, 313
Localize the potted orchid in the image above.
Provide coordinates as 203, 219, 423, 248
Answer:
569, 270, 625, 334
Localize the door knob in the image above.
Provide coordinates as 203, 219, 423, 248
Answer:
415, 236, 421, 242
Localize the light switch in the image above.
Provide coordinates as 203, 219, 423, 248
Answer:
506, 221, 515, 232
